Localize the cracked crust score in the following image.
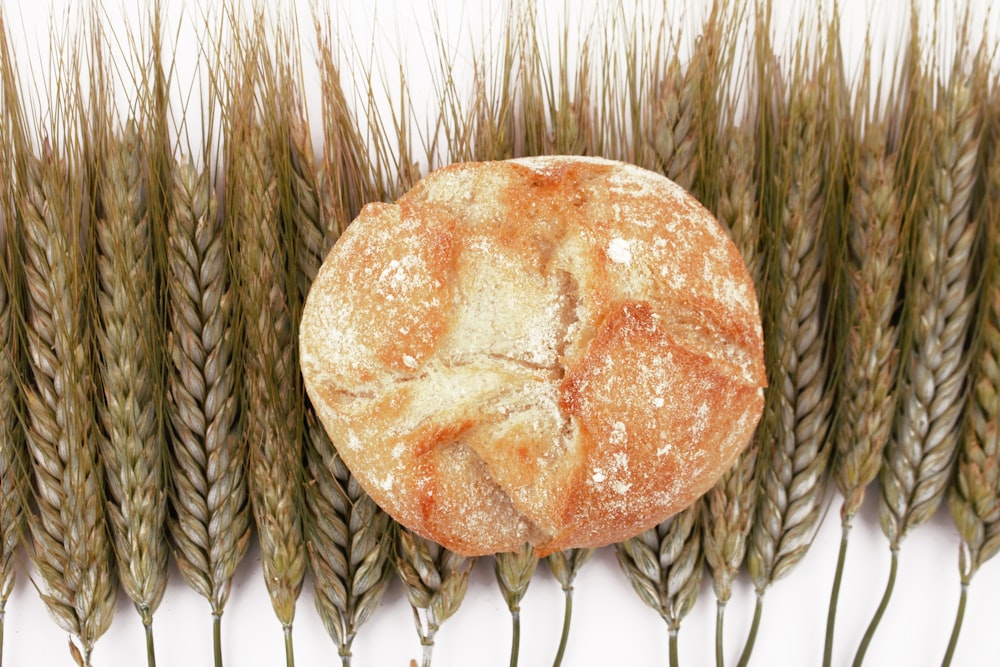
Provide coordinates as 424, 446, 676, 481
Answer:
299, 156, 766, 556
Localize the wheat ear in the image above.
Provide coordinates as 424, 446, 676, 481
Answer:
855, 54, 984, 667
494, 544, 538, 667
741, 63, 834, 665
21, 144, 117, 667
823, 113, 904, 664
944, 84, 1000, 665
304, 415, 392, 666
396, 529, 474, 667
942, 87, 1000, 665
616, 505, 703, 666
166, 157, 250, 666
0, 226, 22, 667
95, 126, 169, 655
232, 99, 306, 661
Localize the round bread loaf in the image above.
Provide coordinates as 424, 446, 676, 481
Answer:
299, 155, 765, 557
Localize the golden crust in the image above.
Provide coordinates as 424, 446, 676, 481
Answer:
299, 156, 765, 556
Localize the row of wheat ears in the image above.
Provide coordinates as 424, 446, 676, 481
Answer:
0, 1, 998, 667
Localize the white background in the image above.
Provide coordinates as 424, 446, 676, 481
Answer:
3, 1, 1000, 666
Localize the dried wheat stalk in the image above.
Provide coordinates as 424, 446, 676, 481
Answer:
21, 145, 117, 667
165, 157, 250, 664
644, 56, 699, 191
545, 548, 593, 667
232, 101, 306, 647
396, 529, 474, 667
0, 211, 20, 667
856, 46, 984, 666
822, 113, 905, 666
945, 86, 1000, 664
95, 127, 169, 643
742, 56, 834, 664
834, 119, 903, 528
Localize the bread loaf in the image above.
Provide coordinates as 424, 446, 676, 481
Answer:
299, 156, 765, 557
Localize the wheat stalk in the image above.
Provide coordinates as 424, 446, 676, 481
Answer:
944, 82, 1000, 665
545, 548, 593, 667
95, 124, 169, 663
165, 156, 250, 667
741, 16, 837, 658
0, 189, 21, 667
0, 228, 21, 667
822, 90, 905, 663
21, 141, 118, 667
854, 30, 983, 667
396, 529, 474, 667
226, 31, 306, 660
878, 66, 982, 550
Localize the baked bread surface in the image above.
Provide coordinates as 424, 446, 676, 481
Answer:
299, 155, 765, 556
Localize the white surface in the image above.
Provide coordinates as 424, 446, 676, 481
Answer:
4, 1, 1000, 666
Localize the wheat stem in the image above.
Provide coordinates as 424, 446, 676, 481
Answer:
661, 630, 676, 667
823, 521, 851, 667
283, 625, 295, 667
509, 609, 521, 667
494, 544, 537, 667
546, 548, 591, 667
715, 600, 725, 667
735, 593, 763, 667
853, 547, 898, 667
212, 613, 223, 667
143, 611, 156, 667
552, 586, 572, 667
942, 580, 969, 667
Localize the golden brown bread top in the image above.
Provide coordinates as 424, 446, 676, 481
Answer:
299, 155, 765, 556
